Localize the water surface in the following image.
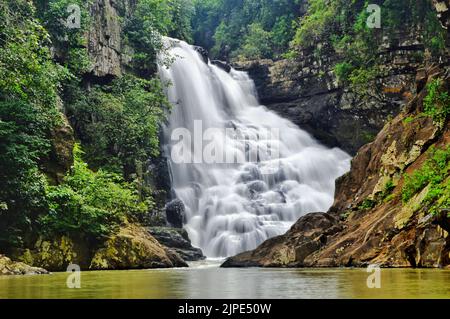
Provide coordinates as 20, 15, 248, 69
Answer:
1, 260, 449, 299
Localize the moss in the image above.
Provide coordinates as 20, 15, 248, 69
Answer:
359, 198, 376, 210
423, 78, 450, 129
402, 146, 450, 215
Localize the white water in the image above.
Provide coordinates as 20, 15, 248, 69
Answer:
158, 39, 351, 258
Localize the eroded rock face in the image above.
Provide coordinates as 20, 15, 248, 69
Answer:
43, 114, 75, 184
222, 65, 450, 269
87, 0, 135, 78
222, 213, 341, 267
0, 255, 48, 276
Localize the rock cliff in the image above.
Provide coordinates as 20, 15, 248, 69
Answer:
223, 64, 450, 268
222, 4, 450, 269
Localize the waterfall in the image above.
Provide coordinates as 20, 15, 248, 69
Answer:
158, 38, 351, 258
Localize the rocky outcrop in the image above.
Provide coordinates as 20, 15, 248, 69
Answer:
233, 30, 426, 155
43, 114, 75, 184
434, 1, 450, 33
13, 225, 188, 271
221, 213, 341, 267
148, 227, 205, 261
223, 64, 450, 269
165, 199, 185, 228
87, 0, 135, 79
90, 225, 188, 270
0, 255, 48, 276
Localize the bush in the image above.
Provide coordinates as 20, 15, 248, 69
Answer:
334, 62, 354, 84
0, 0, 65, 249
237, 23, 273, 60
41, 145, 149, 240
66, 75, 169, 177
424, 78, 450, 129
291, 0, 339, 48
125, 0, 171, 74
402, 147, 450, 215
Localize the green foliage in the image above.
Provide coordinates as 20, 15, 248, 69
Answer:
41, 145, 149, 240
291, 0, 339, 48
402, 147, 450, 215
380, 179, 396, 201
0, 0, 65, 250
359, 198, 376, 210
192, 0, 303, 59
403, 116, 415, 124
66, 75, 169, 177
125, 0, 194, 75
37, 0, 92, 75
124, 0, 172, 75
0, 0, 66, 107
168, 0, 194, 42
423, 78, 450, 129
334, 62, 354, 84
237, 23, 273, 60
288, 0, 446, 101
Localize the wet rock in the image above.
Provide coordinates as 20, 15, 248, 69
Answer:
0, 255, 48, 276
13, 236, 91, 272
148, 227, 205, 261
193, 46, 209, 64
212, 60, 231, 73
221, 213, 340, 267
165, 199, 185, 228
246, 181, 268, 197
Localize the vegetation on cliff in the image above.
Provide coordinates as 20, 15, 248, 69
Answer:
0, 0, 185, 259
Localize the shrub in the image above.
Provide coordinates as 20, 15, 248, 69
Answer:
237, 23, 273, 60
66, 75, 169, 177
41, 145, 149, 240
402, 147, 450, 215
423, 78, 450, 129
334, 62, 354, 84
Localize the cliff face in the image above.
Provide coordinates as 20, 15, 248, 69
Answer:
222, 5, 450, 269
87, 0, 135, 79
234, 31, 424, 155
223, 65, 450, 268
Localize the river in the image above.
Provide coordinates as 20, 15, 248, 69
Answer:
1, 260, 449, 299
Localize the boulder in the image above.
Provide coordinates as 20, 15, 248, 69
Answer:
90, 225, 188, 270
193, 46, 209, 64
165, 199, 185, 228
148, 227, 205, 261
0, 255, 48, 276
211, 60, 231, 73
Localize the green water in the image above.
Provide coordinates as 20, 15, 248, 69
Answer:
0, 260, 449, 299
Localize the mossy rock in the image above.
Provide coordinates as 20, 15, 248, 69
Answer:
90, 225, 188, 270
0, 255, 48, 276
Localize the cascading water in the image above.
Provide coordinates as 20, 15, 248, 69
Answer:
158, 38, 351, 258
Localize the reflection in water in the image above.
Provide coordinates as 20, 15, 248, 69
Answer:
0, 261, 449, 299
